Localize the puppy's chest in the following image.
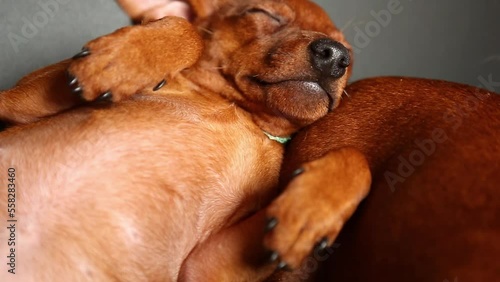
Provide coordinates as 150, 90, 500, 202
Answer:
174, 115, 282, 194
136, 101, 284, 231
191, 135, 283, 236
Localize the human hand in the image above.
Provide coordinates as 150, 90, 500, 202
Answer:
116, 0, 192, 23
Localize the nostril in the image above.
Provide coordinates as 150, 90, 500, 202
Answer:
310, 39, 334, 59
339, 55, 350, 68
309, 38, 350, 78
319, 48, 333, 59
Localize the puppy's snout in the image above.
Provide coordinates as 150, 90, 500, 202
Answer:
309, 38, 350, 79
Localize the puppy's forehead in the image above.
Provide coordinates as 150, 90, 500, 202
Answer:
220, 0, 336, 34
285, 0, 337, 35
209, 0, 343, 42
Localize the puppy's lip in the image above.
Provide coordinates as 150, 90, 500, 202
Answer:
251, 77, 325, 92
251, 76, 335, 109
280, 80, 327, 95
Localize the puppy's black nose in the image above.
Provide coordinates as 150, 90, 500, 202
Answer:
309, 38, 350, 79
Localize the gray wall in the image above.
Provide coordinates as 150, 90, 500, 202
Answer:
1, 0, 499, 91
0, 0, 129, 89
316, 0, 500, 90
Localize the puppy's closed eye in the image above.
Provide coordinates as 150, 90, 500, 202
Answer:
245, 7, 285, 25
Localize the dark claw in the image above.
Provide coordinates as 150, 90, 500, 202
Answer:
292, 168, 304, 177
72, 86, 83, 94
68, 74, 78, 86
265, 217, 278, 233
268, 251, 279, 263
315, 237, 329, 252
97, 91, 113, 101
73, 47, 91, 59
276, 261, 289, 271
153, 79, 167, 91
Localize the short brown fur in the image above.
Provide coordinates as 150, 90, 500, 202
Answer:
0, 0, 365, 281
273, 77, 500, 281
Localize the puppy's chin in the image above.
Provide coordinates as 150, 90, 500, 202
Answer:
263, 80, 332, 125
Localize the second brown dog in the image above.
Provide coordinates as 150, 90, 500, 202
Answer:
271, 77, 500, 281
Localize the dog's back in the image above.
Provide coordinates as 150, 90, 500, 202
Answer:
281, 77, 500, 281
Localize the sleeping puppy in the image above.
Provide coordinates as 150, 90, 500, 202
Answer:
0, 0, 370, 281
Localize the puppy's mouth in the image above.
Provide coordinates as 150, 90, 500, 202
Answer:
251, 77, 337, 110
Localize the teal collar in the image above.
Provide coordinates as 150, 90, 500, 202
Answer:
263, 131, 292, 144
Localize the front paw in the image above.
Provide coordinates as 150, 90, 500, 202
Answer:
67, 27, 166, 102
263, 149, 371, 270
263, 171, 343, 270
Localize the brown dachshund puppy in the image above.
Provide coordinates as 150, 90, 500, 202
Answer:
274, 77, 500, 281
0, 0, 370, 281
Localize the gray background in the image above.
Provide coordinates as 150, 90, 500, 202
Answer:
1, 0, 499, 91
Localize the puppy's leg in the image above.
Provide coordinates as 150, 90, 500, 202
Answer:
179, 148, 371, 281
67, 16, 203, 102
179, 210, 276, 282
263, 148, 371, 270
0, 60, 82, 125
0, 16, 202, 125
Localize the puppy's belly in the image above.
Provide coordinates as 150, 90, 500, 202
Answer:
0, 100, 281, 281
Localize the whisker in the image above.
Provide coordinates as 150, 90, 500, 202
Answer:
343, 89, 350, 98
198, 27, 214, 35
210, 66, 227, 70
340, 17, 355, 32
